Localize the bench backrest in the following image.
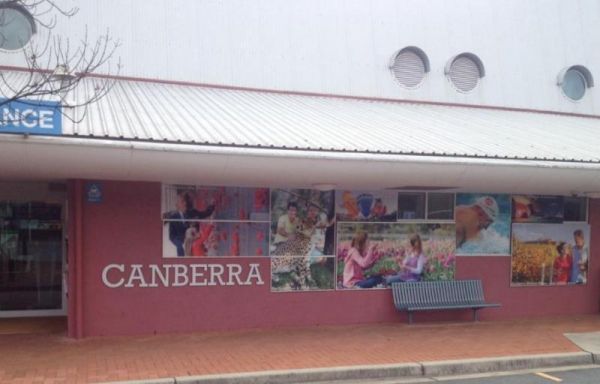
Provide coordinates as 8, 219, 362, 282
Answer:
392, 280, 487, 310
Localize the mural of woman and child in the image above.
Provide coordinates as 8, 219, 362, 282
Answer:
162, 186, 270, 257
511, 223, 590, 286
336, 223, 456, 289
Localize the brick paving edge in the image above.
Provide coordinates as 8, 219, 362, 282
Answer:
100, 352, 595, 384
421, 352, 592, 377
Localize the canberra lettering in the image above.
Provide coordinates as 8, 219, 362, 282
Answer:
102, 263, 264, 288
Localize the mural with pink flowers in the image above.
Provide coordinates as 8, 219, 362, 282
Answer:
336, 223, 456, 289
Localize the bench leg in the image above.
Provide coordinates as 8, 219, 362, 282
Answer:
408, 312, 413, 324
473, 308, 479, 322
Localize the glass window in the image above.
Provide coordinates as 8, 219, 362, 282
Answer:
0, 6, 35, 50
564, 197, 587, 222
427, 193, 455, 220
0, 201, 63, 311
397, 192, 425, 220
561, 69, 587, 101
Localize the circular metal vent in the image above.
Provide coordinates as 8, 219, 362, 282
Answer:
0, 4, 36, 51
391, 47, 429, 88
562, 69, 586, 100
447, 55, 483, 92
558, 65, 594, 101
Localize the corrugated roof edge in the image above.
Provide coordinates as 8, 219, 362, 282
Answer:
2, 64, 600, 121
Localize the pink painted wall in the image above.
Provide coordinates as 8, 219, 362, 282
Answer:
72, 180, 600, 337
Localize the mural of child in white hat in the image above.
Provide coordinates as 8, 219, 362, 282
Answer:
474, 196, 499, 223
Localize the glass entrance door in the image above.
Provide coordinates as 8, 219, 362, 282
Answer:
0, 200, 65, 316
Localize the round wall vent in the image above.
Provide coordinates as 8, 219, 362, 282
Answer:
445, 53, 484, 92
558, 65, 594, 101
0, 4, 36, 51
390, 47, 430, 89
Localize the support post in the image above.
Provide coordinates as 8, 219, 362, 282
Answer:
71, 179, 84, 338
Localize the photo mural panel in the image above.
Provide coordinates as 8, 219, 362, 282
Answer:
512, 195, 564, 223
271, 256, 336, 292
162, 185, 270, 257
269, 188, 336, 292
336, 222, 455, 289
511, 223, 590, 286
269, 188, 335, 257
455, 194, 511, 255
335, 190, 398, 222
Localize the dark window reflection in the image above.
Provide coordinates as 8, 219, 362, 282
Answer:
0, 201, 63, 311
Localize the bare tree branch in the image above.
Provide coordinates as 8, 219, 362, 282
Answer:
0, 0, 121, 126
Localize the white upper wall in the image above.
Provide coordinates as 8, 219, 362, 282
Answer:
3, 0, 600, 114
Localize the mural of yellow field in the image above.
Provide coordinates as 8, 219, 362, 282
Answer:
511, 223, 590, 286
511, 240, 557, 284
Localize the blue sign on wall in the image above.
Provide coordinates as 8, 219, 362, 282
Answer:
86, 182, 103, 203
0, 98, 62, 135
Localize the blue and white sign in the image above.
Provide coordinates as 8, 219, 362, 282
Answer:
86, 182, 103, 204
0, 98, 62, 135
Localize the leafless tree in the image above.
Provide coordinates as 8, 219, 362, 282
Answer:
0, 0, 121, 124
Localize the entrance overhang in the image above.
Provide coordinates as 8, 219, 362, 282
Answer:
1, 134, 599, 196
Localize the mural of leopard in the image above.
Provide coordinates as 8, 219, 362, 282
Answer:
270, 223, 330, 290
270, 233, 314, 290
270, 255, 314, 290
270, 234, 312, 257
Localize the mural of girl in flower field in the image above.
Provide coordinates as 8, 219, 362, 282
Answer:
336, 223, 455, 289
384, 233, 427, 284
342, 231, 384, 288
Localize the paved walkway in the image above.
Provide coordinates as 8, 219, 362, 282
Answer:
1, 315, 600, 384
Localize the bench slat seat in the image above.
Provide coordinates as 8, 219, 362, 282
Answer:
392, 280, 500, 324
404, 303, 501, 311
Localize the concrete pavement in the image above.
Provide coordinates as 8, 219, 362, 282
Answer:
565, 331, 600, 363
104, 353, 596, 384
1, 315, 600, 383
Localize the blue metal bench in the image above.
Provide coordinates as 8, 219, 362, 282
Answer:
392, 280, 500, 324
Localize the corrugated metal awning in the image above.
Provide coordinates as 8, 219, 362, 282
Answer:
2, 71, 600, 163
76, 78, 600, 163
